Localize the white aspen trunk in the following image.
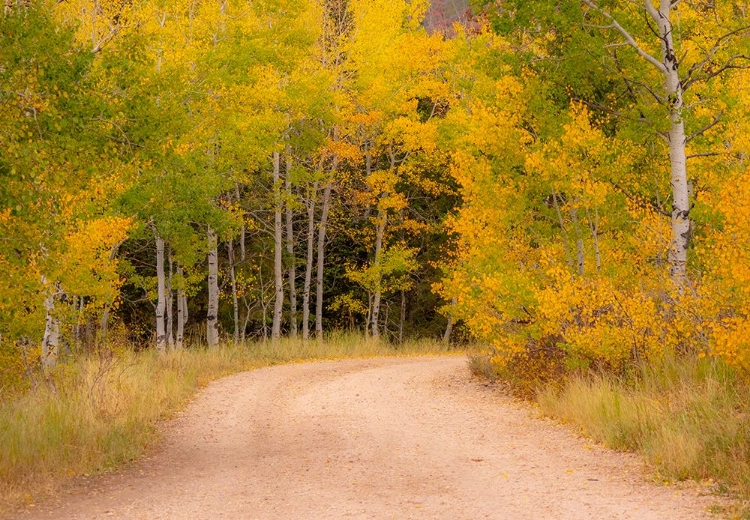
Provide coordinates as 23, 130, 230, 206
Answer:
241, 297, 251, 344
235, 184, 246, 262
99, 241, 123, 348
74, 296, 83, 349
155, 236, 167, 353
370, 209, 387, 339
272, 151, 284, 341
365, 292, 373, 337
398, 289, 406, 345
207, 227, 220, 348
587, 207, 602, 271
100, 304, 110, 347
653, 1, 690, 284
176, 265, 186, 350
285, 154, 298, 339
570, 206, 584, 276
583, 0, 691, 282
443, 298, 456, 346
302, 182, 318, 341
166, 250, 174, 350
552, 189, 574, 268
228, 239, 239, 344
315, 181, 333, 339
41, 280, 60, 370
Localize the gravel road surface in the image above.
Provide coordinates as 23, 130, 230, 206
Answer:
16, 356, 719, 519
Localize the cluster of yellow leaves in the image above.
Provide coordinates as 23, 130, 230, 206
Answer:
58, 217, 133, 305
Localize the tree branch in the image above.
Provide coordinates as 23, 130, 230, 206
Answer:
686, 112, 723, 143
682, 54, 750, 91
582, 0, 668, 74
686, 152, 722, 160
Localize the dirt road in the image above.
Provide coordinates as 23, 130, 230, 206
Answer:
18, 356, 718, 519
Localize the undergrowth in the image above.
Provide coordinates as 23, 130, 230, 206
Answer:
0, 333, 457, 513
469, 351, 750, 516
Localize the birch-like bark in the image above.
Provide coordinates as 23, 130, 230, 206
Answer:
370, 209, 387, 339
166, 250, 174, 350
74, 296, 84, 349
442, 297, 456, 345
41, 280, 60, 370
285, 154, 298, 339
235, 184, 246, 262
272, 151, 284, 341
587, 207, 602, 271
583, 0, 691, 283
207, 227, 220, 348
155, 236, 167, 353
99, 241, 123, 347
651, 1, 690, 284
570, 206, 585, 276
228, 239, 239, 344
551, 189, 574, 268
398, 289, 406, 345
315, 181, 333, 339
302, 182, 318, 341
176, 265, 186, 350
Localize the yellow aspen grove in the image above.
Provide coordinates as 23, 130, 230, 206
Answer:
6, 0, 750, 512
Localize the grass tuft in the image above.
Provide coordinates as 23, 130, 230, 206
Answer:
0, 335, 457, 513
536, 355, 750, 507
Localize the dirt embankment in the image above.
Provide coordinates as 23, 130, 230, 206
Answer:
15, 357, 720, 519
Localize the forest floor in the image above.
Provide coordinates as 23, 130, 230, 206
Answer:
10, 356, 726, 519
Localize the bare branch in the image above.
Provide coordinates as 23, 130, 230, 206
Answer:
686, 112, 723, 143
604, 42, 632, 49
681, 26, 750, 88
682, 54, 750, 91
623, 77, 666, 103
686, 152, 722, 160
582, 0, 667, 73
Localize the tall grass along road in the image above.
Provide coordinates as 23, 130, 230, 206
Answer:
11, 356, 719, 519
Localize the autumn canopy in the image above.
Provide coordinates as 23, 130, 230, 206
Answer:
1, 0, 749, 384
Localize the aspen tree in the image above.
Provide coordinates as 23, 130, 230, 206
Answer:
272, 152, 284, 340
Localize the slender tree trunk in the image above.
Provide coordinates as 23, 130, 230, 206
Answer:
228, 240, 239, 344
398, 289, 406, 345
155, 236, 167, 353
653, 1, 690, 285
235, 184, 246, 262
302, 182, 317, 341
315, 181, 333, 339
74, 296, 83, 350
176, 265, 186, 350
207, 227, 220, 348
285, 154, 298, 339
570, 206, 584, 276
365, 292, 373, 337
99, 241, 122, 348
587, 207, 601, 271
166, 251, 174, 350
41, 279, 60, 369
241, 297, 251, 344
552, 188, 574, 268
100, 304, 110, 347
272, 151, 284, 341
370, 209, 387, 339
442, 297, 456, 345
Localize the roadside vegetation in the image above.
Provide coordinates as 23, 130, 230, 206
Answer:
0, 336, 456, 514
470, 351, 750, 516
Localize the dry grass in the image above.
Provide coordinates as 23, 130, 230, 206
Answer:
536, 356, 750, 515
0, 333, 458, 513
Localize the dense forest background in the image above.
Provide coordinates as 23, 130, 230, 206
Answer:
1, 0, 749, 386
